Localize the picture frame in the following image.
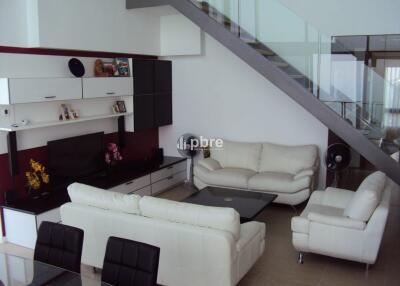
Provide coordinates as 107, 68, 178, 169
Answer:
116, 101, 126, 113
115, 58, 130, 77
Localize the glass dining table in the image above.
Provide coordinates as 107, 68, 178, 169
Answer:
0, 252, 109, 286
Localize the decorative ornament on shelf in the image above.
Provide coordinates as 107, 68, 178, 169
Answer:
94, 59, 109, 77
59, 104, 79, 121
68, 58, 85, 77
105, 143, 123, 166
25, 159, 50, 198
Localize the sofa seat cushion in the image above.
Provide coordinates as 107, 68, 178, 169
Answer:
248, 172, 311, 193
194, 165, 256, 189
67, 183, 141, 215
259, 143, 318, 174
344, 171, 386, 222
210, 140, 262, 171
139, 196, 241, 240
291, 203, 344, 234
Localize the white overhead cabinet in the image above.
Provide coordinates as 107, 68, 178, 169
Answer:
82, 77, 134, 99
0, 78, 82, 104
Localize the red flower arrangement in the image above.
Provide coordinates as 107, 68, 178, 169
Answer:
105, 143, 123, 165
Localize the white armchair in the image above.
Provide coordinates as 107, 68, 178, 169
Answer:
291, 171, 393, 266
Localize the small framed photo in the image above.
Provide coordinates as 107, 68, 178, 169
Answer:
116, 101, 126, 113
115, 58, 130, 77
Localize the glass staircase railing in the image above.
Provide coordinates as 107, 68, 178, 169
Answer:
191, 0, 400, 159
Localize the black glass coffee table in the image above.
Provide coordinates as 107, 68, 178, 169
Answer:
183, 187, 277, 223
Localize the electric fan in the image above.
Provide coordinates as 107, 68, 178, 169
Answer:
177, 133, 199, 184
325, 143, 351, 186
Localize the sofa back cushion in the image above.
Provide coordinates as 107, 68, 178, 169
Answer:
139, 196, 241, 240
210, 140, 262, 171
68, 183, 141, 215
344, 171, 386, 221
259, 143, 318, 174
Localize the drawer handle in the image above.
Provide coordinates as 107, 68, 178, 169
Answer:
125, 181, 134, 185
106, 92, 116, 95
44, 96, 56, 99
167, 166, 173, 170
167, 176, 173, 180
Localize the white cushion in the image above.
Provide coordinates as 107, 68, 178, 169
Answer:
139, 196, 241, 240
292, 203, 344, 234
344, 171, 386, 221
194, 165, 256, 189
67, 183, 141, 215
210, 140, 262, 171
307, 212, 366, 230
197, 158, 221, 171
259, 143, 318, 174
248, 172, 310, 193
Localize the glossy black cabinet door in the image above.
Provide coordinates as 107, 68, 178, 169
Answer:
133, 60, 155, 95
154, 61, 172, 93
134, 94, 154, 131
154, 92, 172, 127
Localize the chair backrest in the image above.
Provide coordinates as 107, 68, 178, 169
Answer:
34, 221, 84, 273
102, 237, 160, 286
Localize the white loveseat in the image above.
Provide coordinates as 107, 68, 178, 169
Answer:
60, 183, 265, 286
291, 171, 393, 265
194, 140, 319, 205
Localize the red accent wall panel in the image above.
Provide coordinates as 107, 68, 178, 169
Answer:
0, 130, 159, 201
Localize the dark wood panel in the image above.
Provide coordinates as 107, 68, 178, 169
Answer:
133, 60, 155, 95
154, 60, 172, 92
0, 46, 157, 59
154, 92, 172, 127
134, 94, 155, 130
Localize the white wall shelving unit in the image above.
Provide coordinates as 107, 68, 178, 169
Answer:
0, 112, 133, 132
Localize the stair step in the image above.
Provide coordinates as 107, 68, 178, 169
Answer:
254, 48, 275, 56
271, 61, 289, 68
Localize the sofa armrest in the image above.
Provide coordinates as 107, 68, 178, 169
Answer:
294, 169, 314, 180
197, 158, 222, 171
308, 212, 366, 230
322, 187, 354, 209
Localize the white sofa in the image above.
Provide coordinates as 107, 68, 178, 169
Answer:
194, 140, 319, 205
60, 183, 265, 286
291, 171, 393, 265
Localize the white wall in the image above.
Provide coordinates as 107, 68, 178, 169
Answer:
160, 14, 202, 56
159, 34, 328, 187
36, 0, 161, 55
0, 0, 201, 57
0, 0, 30, 46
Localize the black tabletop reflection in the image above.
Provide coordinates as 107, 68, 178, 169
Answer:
184, 187, 277, 223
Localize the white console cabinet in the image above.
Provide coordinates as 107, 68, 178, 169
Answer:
2, 158, 187, 249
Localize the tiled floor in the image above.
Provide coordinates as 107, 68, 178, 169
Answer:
1, 183, 400, 286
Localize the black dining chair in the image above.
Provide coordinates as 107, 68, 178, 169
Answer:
102, 237, 160, 286
34, 221, 84, 273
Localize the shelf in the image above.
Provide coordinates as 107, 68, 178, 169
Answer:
0, 112, 132, 132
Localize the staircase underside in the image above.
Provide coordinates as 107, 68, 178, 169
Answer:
126, 0, 400, 185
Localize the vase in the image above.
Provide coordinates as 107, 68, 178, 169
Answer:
28, 187, 41, 199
